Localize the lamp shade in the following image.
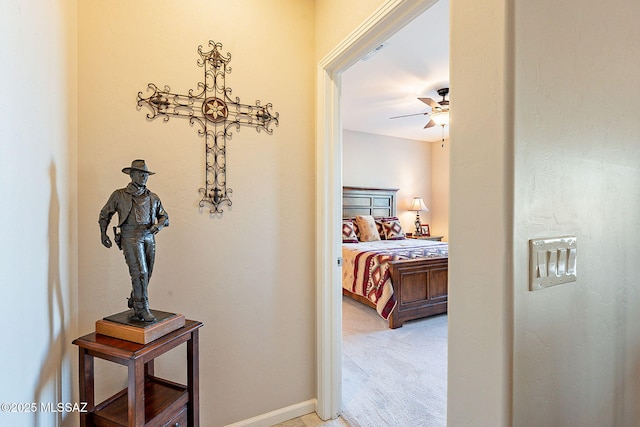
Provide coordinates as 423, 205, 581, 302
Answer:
430, 111, 449, 126
409, 197, 428, 212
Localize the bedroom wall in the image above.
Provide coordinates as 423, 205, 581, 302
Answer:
0, 1, 78, 427
77, 1, 315, 426
342, 129, 433, 235
512, 0, 640, 425
431, 139, 449, 240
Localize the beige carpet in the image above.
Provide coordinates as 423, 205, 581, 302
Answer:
341, 296, 447, 427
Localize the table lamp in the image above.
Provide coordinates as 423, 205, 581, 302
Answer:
409, 197, 429, 235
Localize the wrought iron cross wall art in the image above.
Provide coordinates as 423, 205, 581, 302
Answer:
137, 40, 279, 213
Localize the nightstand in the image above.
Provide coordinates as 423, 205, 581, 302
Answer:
408, 235, 443, 241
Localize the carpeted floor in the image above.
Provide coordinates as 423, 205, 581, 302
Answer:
341, 296, 448, 427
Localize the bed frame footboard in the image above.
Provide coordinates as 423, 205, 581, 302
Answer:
387, 257, 448, 329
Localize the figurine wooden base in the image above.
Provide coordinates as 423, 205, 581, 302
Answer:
96, 309, 185, 344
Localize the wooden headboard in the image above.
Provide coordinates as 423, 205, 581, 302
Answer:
343, 186, 398, 218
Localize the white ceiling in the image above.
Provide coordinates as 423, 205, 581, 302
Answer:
341, 0, 450, 143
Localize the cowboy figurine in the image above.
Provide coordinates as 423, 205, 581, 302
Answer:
99, 159, 169, 322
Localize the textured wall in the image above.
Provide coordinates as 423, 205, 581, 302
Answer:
451, 0, 640, 424
512, 0, 640, 425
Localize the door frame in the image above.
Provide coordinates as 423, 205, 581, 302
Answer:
314, 0, 440, 419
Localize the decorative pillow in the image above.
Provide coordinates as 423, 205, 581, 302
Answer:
342, 220, 359, 243
374, 216, 399, 240
355, 215, 381, 242
382, 218, 406, 240
349, 218, 360, 238
374, 218, 386, 240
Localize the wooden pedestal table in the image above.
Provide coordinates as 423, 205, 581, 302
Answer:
73, 320, 203, 427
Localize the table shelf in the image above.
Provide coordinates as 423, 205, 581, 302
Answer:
92, 377, 187, 427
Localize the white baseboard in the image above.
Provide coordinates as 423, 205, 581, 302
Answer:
224, 399, 317, 427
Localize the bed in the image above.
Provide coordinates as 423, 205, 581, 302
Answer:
342, 186, 448, 328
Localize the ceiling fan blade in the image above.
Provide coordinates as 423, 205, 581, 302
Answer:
424, 120, 436, 129
418, 97, 441, 109
389, 112, 428, 119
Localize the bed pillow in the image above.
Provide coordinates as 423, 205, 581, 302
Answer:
382, 218, 406, 240
374, 216, 400, 240
355, 215, 381, 242
351, 218, 360, 238
342, 219, 359, 243
374, 217, 386, 240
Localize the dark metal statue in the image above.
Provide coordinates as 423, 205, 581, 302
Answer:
99, 160, 169, 322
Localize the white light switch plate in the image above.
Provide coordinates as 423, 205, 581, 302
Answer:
529, 236, 577, 291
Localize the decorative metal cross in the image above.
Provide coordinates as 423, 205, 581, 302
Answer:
137, 40, 279, 213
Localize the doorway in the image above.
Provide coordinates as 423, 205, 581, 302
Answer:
339, 2, 449, 423
315, 0, 443, 420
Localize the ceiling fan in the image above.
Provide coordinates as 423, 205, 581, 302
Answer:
390, 87, 450, 128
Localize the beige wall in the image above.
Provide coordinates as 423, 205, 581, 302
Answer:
512, 0, 640, 425
448, 0, 512, 424
7, 1, 640, 426
77, 1, 315, 425
343, 130, 434, 234
0, 1, 78, 426
315, 0, 387, 62
451, 0, 640, 425
431, 139, 449, 241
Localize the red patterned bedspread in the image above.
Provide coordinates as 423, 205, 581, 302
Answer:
342, 239, 448, 319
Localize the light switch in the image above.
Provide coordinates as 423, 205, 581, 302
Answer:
557, 249, 567, 275
529, 236, 577, 290
567, 248, 576, 274
537, 250, 547, 277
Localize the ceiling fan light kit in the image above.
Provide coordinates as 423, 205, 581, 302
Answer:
430, 111, 449, 126
390, 87, 450, 138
